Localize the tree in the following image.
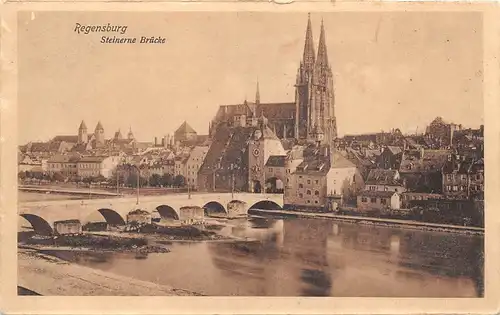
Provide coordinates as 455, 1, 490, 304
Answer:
126, 172, 138, 188
52, 172, 66, 182
95, 175, 106, 183
160, 173, 173, 187
139, 176, 148, 188
173, 175, 186, 187
149, 174, 162, 187
126, 173, 147, 188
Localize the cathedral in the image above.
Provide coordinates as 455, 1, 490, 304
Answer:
199, 15, 342, 193
209, 14, 337, 146
295, 15, 337, 145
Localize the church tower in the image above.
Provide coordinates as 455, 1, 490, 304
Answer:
294, 15, 337, 145
78, 120, 88, 144
94, 121, 105, 145
127, 126, 135, 140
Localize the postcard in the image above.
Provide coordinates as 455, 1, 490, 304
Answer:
1, 3, 499, 314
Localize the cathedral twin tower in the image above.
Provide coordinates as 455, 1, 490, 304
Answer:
295, 15, 337, 146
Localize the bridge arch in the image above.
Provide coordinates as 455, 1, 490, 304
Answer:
248, 200, 283, 212
19, 214, 53, 235
92, 208, 126, 225
156, 205, 179, 220
203, 201, 227, 217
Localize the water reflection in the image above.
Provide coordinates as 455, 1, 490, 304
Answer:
28, 217, 484, 297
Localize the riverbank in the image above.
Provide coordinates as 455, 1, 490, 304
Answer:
21, 233, 171, 253
249, 209, 484, 235
18, 248, 202, 296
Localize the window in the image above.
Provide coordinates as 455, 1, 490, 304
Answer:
299, 193, 303, 198
299, 184, 303, 188
315, 190, 319, 196
269, 168, 273, 172
314, 200, 318, 204
446, 174, 452, 181
384, 186, 388, 191
299, 176, 303, 179
453, 185, 458, 191
370, 198, 377, 203
315, 180, 319, 184
307, 190, 311, 195
306, 200, 311, 204
461, 175, 467, 180
381, 198, 387, 205
286, 169, 290, 174
361, 197, 367, 202
286, 178, 289, 183
307, 180, 311, 184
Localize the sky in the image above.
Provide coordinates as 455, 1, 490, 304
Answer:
18, 11, 484, 144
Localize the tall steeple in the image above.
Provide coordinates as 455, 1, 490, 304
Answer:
316, 19, 329, 68
302, 13, 315, 71
255, 80, 260, 104
295, 15, 337, 145
127, 126, 135, 140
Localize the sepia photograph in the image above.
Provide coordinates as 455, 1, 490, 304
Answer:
14, 10, 485, 298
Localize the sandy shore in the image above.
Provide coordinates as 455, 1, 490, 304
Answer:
18, 249, 202, 296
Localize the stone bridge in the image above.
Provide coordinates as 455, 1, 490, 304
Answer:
18, 192, 284, 235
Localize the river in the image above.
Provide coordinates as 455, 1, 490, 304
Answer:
42, 216, 484, 297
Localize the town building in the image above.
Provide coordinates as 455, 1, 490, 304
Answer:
441, 154, 484, 199
398, 148, 451, 193
186, 145, 210, 189
425, 116, 462, 148
364, 169, 406, 193
77, 155, 120, 179
357, 191, 401, 213
198, 124, 259, 192
47, 154, 80, 179
377, 146, 403, 170
173, 121, 209, 147
284, 145, 364, 209
162, 159, 175, 176
174, 155, 189, 178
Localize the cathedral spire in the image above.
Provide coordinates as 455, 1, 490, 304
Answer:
316, 18, 329, 68
302, 13, 315, 70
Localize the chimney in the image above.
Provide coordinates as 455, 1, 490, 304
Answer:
161, 137, 165, 147
420, 147, 424, 159
154, 137, 158, 146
